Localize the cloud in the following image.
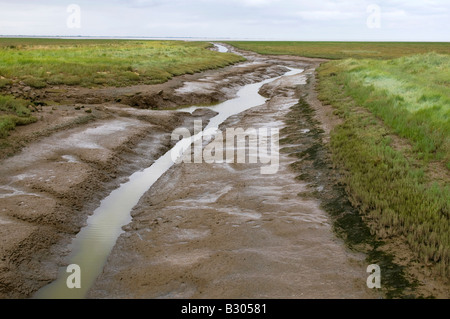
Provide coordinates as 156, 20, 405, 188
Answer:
124, 0, 168, 8
0, 0, 448, 40
295, 10, 361, 21
239, 0, 280, 7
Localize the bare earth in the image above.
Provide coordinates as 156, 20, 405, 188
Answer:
2, 45, 445, 299
89, 61, 376, 298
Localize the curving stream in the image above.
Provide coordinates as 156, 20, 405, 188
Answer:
34, 66, 304, 299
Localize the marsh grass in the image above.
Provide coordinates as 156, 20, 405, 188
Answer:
227, 41, 450, 60
341, 53, 450, 166
0, 38, 245, 88
0, 94, 36, 137
317, 54, 450, 278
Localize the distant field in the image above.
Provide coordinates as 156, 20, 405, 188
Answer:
0, 38, 244, 89
227, 41, 450, 59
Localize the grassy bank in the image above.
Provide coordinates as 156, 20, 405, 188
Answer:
0, 38, 245, 88
0, 95, 36, 137
317, 53, 449, 278
227, 41, 450, 60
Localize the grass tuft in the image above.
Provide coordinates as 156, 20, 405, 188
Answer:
0, 95, 36, 137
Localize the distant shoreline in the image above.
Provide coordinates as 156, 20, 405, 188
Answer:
0, 35, 448, 43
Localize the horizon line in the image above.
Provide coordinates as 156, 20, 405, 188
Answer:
1, 35, 449, 43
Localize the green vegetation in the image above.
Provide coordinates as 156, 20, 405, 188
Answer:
0, 95, 36, 137
227, 41, 450, 60
317, 53, 449, 278
0, 38, 245, 88
0, 38, 245, 138
334, 53, 449, 167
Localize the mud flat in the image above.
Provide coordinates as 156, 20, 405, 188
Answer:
88, 48, 378, 299
0, 45, 316, 298
0, 107, 198, 298
1, 44, 408, 299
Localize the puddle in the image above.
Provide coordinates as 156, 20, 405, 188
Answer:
61, 155, 79, 163
174, 229, 211, 241
0, 185, 28, 199
175, 82, 215, 95
34, 66, 304, 299
0, 216, 12, 225
224, 208, 262, 221
179, 185, 233, 204
66, 120, 135, 150
212, 43, 229, 53
13, 173, 37, 181
234, 61, 264, 68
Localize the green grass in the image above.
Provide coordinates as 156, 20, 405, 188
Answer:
227, 41, 450, 60
0, 38, 245, 88
338, 53, 450, 166
0, 95, 36, 137
317, 54, 449, 278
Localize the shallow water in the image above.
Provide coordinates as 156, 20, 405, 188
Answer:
212, 43, 229, 53
34, 67, 303, 299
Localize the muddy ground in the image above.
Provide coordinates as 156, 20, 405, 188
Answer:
89, 57, 378, 299
0, 45, 447, 299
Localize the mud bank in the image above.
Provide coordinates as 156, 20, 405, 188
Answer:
0, 107, 213, 298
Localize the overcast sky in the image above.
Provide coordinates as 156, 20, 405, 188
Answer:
0, 0, 448, 41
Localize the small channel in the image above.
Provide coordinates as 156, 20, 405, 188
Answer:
212, 43, 229, 53
34, 66, 304, 299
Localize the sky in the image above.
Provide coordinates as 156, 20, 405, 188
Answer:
0, 0, 449, 41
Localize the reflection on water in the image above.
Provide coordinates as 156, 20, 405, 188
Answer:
34, 67, 303, 299
212, 43, 229, 53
